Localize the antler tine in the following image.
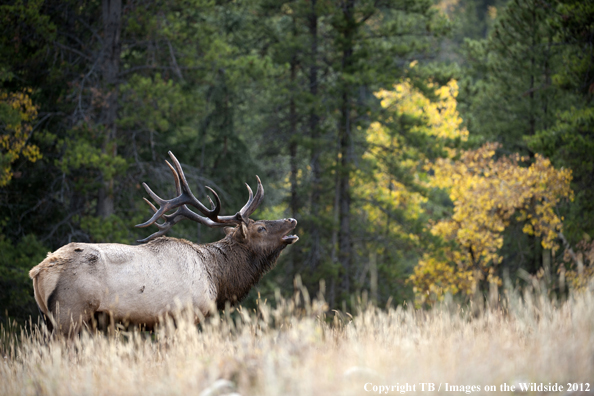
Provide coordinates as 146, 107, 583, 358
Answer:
166, 151, 221, 217
136, 182, 172, 228
137, 222, 173, 243
137, 204, 227, 243
205, 186, 221, 216
143, 197, 159, 214
137, 151, 251, 242
136, 209, 184, 243
209, 176, 264, 225
237, 182, 254, 223
136, 152, 268, 243
165, 160, 181, 195
136, 154, 216, 229
245, 183, 254, 204
239, 176, 264, 221
167, 152, 189, 192
137, 197, 176, 242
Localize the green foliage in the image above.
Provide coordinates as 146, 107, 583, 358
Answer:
0, 0, 56, 70
462, 0, 571, 153
119, 74, 190, 134
245, 0, 450, 307
78, 213, 143, 244
0, 234, 48, 324
528, 107, 594, 241
456, 0, 594, 294
551, 0, 594, 96
523, 0, 594, 243
59, 134, 128, 183
1, 0, 592, 320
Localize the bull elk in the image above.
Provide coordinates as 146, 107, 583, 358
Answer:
29, 152, 299, 336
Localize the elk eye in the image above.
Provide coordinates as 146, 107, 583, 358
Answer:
258, 226, 266, 233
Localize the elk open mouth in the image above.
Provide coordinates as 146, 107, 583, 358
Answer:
282, 219, 299, 244
282, 234, 299, 244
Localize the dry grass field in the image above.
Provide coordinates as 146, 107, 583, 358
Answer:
1, 288, 593, 396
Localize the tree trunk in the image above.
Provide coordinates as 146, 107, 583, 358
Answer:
528, 1, 536, 138
369, 251, 378, 303
289, 22, 299, 225
288, 16, 301, 273
97, 0, 122, 218
308, 0, 321, 271
338, 0, 355, 295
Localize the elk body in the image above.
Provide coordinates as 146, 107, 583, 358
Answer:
29, 152, 298, 335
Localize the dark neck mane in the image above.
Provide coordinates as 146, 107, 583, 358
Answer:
198, 236, 284, 309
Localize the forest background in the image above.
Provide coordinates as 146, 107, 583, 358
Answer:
1, 0, 593, 324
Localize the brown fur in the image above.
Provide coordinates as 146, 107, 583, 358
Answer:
207, 236, 284, 309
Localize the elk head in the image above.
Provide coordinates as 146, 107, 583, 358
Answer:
136, 151, 299, 247
224, 218, 299, 251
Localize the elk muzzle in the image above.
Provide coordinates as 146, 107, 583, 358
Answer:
281, 218, 299, 244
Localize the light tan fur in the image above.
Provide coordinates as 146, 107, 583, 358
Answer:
29, 252, 65, 316
29, 239, 219, 335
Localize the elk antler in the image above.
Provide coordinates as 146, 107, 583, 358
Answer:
136, 151, 264, 243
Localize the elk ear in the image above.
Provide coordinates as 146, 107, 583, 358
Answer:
224, 227, 235, 236
234, 222, 249, 242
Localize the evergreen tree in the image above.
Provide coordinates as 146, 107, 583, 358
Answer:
252, 0, 447, 305
461, 0, 569, 277
527, 0, 594, 244
0, 0, 268, 321
464, 0, 571, 154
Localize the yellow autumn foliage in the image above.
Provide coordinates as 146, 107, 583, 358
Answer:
374, 79, 469, 142
411, 143, 573, 304
0, 89, 42, 186
356, 80, 467, 237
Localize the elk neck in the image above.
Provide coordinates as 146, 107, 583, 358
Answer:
198, 236, 284, 309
